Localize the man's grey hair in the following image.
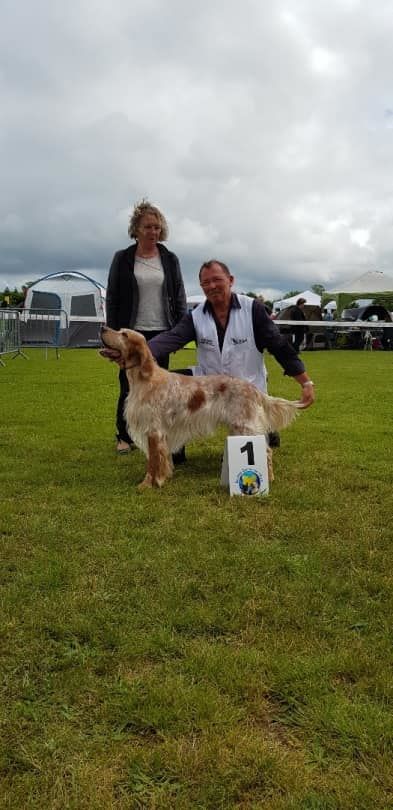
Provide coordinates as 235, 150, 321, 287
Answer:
198, 260, 232, 280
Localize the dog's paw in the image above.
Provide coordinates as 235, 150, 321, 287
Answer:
137, 474, 153, 492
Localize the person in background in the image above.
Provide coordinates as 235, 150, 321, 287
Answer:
106, 199, 187, 454
323, 307, 335, 349
289, 297, 308, 352
257, 294, 273, 317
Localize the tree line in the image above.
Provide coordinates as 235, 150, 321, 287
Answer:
2, 282, 393, 313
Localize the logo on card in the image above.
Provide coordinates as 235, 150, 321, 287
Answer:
236, 468, 263, 496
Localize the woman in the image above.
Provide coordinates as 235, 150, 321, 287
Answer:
106, 199, 187, 453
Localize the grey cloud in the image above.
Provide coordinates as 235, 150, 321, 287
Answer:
2, 0, 393, 299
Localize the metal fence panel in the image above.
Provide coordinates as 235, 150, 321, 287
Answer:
19, 309, 69, 354
0, 310, 28, 365
277, 318, 393, 351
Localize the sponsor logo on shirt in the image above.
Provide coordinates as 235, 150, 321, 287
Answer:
231, 337, 248, 345
200, 338, 215, 346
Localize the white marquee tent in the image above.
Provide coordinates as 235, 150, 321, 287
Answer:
273, 289, 321, 311
328, 270, 393, 295
187, 294, 206, 309
323, 300, 337, 312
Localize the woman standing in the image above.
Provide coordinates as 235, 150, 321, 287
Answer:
106, 199, 187, 453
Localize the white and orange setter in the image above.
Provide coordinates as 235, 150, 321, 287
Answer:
101, 326, 305, 490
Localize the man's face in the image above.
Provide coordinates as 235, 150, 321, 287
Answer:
199, 263, 234, 306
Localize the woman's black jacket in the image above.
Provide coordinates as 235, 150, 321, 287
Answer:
106, 242, 187, 330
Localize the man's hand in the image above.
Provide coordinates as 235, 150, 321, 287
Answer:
299, 382, 315, 408
293, 374, 315, 408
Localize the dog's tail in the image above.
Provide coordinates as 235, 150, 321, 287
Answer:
263, 395, 303, 432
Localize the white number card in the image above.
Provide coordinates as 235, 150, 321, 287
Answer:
221, 435, 269, 497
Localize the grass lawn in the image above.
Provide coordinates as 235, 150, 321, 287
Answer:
1, 347, 392, 809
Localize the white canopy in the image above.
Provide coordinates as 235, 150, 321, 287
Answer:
187, 294, 206, 307
323, 300, 337, 311
274, 289, 321, 311
328, 270, 393, 294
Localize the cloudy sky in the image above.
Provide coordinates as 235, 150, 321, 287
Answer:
2, 0, 393, 299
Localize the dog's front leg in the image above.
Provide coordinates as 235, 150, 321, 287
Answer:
138, 432, 172, 490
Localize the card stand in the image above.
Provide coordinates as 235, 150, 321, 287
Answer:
220, 435, 269, 497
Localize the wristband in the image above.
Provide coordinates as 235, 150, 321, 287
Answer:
302, 381, 314, 387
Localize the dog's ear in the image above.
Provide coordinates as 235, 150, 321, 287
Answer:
137, 343, 155, 379
125, 333, 154, 379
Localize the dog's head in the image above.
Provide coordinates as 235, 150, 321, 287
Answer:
100, 327, 154, 379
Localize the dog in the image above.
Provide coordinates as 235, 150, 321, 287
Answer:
101, 326, 305, 490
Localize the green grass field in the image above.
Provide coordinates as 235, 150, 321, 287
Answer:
1, 347, 392, 809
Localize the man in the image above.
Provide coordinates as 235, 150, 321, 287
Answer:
322, 308, 335, 349
289, 297, 308, 353
148, 261, 315, 413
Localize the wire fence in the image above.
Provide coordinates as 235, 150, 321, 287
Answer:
0, 310, 27, 366
0, 308, 69, 363
1, 311, 392, 367
276, 319, 393, 351
19, 308, 70, 358
1, 307, 106, 365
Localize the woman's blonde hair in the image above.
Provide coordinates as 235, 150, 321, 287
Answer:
128, 199, 168, 241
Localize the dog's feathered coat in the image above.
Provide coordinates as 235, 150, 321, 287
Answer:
101, 326, 304, 489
